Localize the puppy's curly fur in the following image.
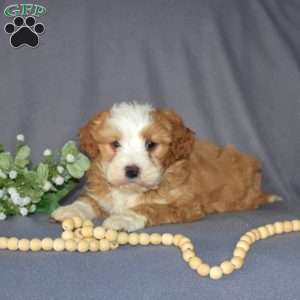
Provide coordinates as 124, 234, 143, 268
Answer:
51, 102, 274, 231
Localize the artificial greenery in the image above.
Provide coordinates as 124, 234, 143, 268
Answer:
0, 135, 90, 220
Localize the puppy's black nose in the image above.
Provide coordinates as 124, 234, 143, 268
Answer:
125, 165, 140, 179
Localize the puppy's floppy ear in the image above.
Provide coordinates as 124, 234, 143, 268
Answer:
162, 110, 195, 162
79, 111, 108, 159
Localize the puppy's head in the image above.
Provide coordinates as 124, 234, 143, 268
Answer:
80, 102, 194, 192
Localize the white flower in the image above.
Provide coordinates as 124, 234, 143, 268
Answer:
7, 187, 17, 195
11, 193, 21, 205
21, 197, 31, 206
0, 189, 4, 198
0, 212, 6, 220
66, 154, 75, 163
9, 170, 17, 179
0, 170, 7, 179
43, 181, 52, 191
16, 134, 25, 142
43, 149, 52, 156
19, 207, 28, 216
54, 176, 64, 186
57, 165, 64, 174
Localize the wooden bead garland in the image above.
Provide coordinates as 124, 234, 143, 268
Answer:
1, 218, 300, 280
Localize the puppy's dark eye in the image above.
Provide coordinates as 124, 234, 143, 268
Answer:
145, 140, 157, 151
111, 141, 121, 149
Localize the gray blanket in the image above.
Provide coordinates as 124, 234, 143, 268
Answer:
0, 0, 299, 299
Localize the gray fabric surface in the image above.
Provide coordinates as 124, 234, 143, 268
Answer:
0, 0, 299, 299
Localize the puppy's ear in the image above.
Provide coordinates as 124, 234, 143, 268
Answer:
162, 110, 195, 162
79, 112, 108, 159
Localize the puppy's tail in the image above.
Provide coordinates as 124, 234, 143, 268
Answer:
267, 194, 283, 203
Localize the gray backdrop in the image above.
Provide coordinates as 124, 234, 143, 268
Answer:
0, 1, 300, 299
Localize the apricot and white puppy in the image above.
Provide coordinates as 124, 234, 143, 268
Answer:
51, 102, 275, 231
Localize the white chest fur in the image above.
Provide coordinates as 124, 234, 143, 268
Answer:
109, 189, 140, 214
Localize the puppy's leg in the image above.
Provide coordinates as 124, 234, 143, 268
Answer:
103, 211, 146, 232
51, 196, 104, 222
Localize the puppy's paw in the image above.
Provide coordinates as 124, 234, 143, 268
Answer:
103, 214, 146, 232
51, 202, 94, 222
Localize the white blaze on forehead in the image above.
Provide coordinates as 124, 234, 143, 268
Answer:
108, 102, 154, 149
109, 102, 153, 131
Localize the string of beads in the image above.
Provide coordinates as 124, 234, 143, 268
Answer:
0, 217, 299, 280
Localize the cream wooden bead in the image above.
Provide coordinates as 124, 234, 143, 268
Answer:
209, 266, 223, 280
18, 239, 30, 251
89, 239, 100, 252
53, 238, 65, 251
72, 216, 83, 228
30, 238, 42, 251
245, 232, 256, 243
233, 247, 246, 259
292, 220, 300, 231
99, 239, 110, 251
62, 218, 74, 231
117, 232, 129, 245
180, 242, 194, 252
265, 224, 275, 236
0, 237, 8, 249
257, 226, 269, 239
65, 240, 77, 252
231, 256, 244, 269
188, 256, 202, 270
77, 240, 89, 252
139, 233, 150, 245
74, 228, 83, 239
7, 237, 19, 251
161, 233, 174, 246
110, 241, 119, 250
93, 226, 106, 240
61, 230, 74, 241
252, 229, 260, 240
220, 261, 235, 275
173, 234, 184, 246
197, 263, 210, 277
283, 221, 293, 233
182, 250, 195, 262
274, 221, 284, 234
81, 226, 93, 238
128, 233, 139, 245
178, 237, 191, 247
240, 235, 252, 245
82, 220, 94, 227
236, 240, 250, 252
150, 233, 162, 245
105, 229, 118, 242
41, 238, 53, 251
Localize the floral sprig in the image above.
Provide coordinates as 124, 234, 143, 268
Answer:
0, 135, 90, 220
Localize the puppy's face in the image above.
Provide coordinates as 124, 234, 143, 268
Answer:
80, 103, 194, 192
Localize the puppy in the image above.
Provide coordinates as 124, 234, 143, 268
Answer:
51, 102, 277, 231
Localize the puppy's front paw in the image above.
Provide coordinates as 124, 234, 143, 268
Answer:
51, 202, 93, 222
103, 214, 146, 232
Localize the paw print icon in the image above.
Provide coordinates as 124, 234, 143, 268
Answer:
4, 16, 45, 48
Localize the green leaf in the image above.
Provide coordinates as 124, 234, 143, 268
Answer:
36, 180, 77, 214
75, 153, 90, 171
0, 152, 13, 171
61, 141, 79, 158
66, 163, 84, 179
0, 144, 4, 153
15, 159, 29, 168
36, 163, 49, 182
15, 145, 31, 161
